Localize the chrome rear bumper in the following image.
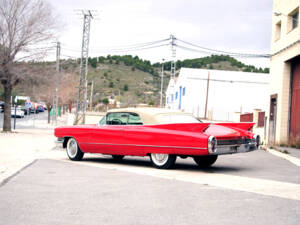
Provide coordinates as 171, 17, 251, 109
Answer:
211, 139, 257, 155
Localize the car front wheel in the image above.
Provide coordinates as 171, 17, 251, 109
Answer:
193, 155, 218, 168
150, 153, 176, 169
66, 138, 84, 161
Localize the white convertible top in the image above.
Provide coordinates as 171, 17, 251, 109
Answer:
107, 107, 194, 125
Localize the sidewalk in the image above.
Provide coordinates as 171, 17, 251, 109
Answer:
276, 146, 300, 159
0, 114, 68, 185
266, 146, 300, 167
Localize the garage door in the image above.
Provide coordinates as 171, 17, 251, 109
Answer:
290, 59, 300, 142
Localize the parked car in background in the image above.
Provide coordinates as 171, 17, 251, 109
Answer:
11, 107, 25, 118
19, 106, 29, 115
55, 107, 260, 169
39, 102, 47, 110
0, 101, 4, 113
38, 105, 44, 112
30, 103, 39, 114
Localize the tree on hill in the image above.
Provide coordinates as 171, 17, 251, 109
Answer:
0, 0, 57, 131
153, 55, 269, 74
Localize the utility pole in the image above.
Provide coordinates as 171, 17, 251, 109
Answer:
168, 34, 177, 109
90, 80, 94, 111
74, 10, 94, 125
204, 71, 210, 119
170, 34, 176, 82
160, 58, 165, 108
53, 41, 60, 125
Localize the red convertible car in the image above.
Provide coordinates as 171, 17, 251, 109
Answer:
55, 108, 260, 169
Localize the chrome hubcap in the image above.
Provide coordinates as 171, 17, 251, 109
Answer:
151, 153, 169, 166
67, 139, 78, 158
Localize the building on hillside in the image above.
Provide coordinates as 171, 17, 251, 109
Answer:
165, 68, 270, 122
267, 0, 299, 145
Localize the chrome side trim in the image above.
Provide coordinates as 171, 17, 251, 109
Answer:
81, 142, 207, 150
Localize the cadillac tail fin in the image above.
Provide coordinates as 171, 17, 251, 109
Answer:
214, 123, 255, 131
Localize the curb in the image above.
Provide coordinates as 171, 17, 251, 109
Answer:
0, 159, 38, 188
266, 148, 300, 167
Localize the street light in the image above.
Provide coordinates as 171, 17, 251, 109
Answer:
160, 58, 165, 108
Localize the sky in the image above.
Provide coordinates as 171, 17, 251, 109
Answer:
49, 0, 273, 68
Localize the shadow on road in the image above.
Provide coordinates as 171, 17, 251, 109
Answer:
80, 156, 248, 173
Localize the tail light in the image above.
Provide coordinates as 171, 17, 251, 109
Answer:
208, 136, 217, 153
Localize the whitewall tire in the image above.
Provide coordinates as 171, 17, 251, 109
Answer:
66, 138, 84, 161
150, 153, 176, 169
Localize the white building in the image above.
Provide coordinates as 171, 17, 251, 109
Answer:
165, 68, 270, 121
267, 0, 299, 145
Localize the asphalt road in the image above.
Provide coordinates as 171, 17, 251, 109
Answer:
76, 150, 300, 184
0, 150, 300, 225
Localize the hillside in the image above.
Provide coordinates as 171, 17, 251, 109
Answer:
1, 55, 269, 107
86, 61, 163, 107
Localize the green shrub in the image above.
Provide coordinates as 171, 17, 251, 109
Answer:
102, 98, 109, 105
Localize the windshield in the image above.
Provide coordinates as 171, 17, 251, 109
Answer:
98, 112, 143, 125
156, 114, 202, 124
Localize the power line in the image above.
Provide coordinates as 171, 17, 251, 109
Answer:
91, 38, 170, 50
60, 36, 270, 59
61, 42, 170, 54
90, 43, 170, 53
176, 38, 270, 58
187, 77, 269, 84
60, 54, 79, 59
60, 38, 170, 51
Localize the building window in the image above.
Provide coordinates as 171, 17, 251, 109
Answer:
275, 21, 281, 40
175, 92, 178, 99
291, 10, 299, 30
182, 87, 186, 96
167, 97, 169, 104
171, 94, 174, 102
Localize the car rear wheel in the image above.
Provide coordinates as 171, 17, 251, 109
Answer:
66, 138, 84, 161
111, 155, 124, 161
193, 155, 218, 168
150, 153, 176, 169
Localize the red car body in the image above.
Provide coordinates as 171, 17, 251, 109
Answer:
54, 108, 259, 169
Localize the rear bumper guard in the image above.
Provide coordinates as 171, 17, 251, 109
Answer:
211, 139, 257, 155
